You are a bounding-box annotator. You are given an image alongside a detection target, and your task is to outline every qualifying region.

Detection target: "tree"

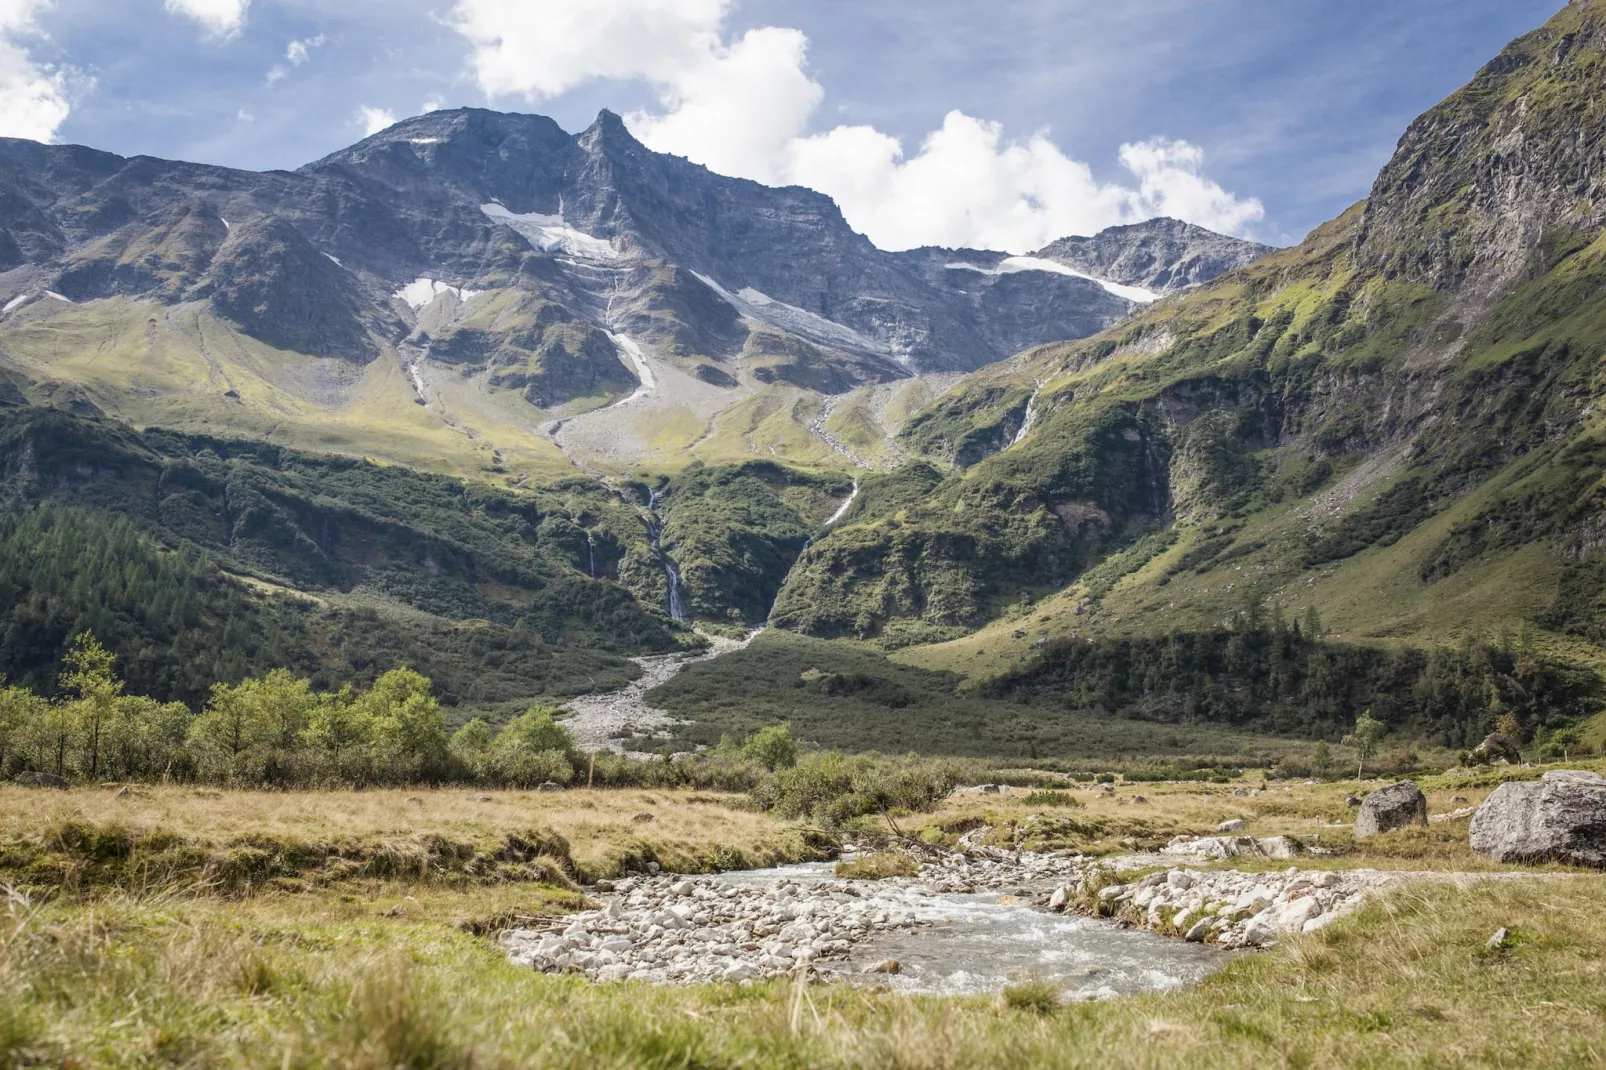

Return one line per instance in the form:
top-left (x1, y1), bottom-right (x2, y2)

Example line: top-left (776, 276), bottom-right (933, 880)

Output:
top-left (488, 708), bottom-right (576, 787)
top-left (60, 633), bottom-right (123, 779)
top-left (743, 723), bottom-right (799, 772)
top-left (359, 669), bottom-right (449, 783)
top-left (1311, 740), bottom-right (1333, 778)
top-left (1343, 711), bottom-right (1386, 779)
top-left (0, 683), bottom-right (47, 775)
top-left (301, 687), bottom-right (371, 781)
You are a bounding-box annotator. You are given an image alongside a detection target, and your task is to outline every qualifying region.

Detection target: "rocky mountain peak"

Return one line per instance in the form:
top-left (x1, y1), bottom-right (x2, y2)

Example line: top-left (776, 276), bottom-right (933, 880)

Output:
top-left (1034, 217), bottom-right (1273, 295)
top-left (1354, 0), bottom-right (1606, 291)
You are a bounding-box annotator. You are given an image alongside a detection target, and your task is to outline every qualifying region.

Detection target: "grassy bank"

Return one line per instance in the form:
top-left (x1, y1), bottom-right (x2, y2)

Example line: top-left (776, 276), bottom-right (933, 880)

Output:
top-left (5, 772), bottom-right (1606, 1066)
top-left (3, 868), bottom-right (1604, 1066)
top-left (0, 786), bottom-right (830, 893)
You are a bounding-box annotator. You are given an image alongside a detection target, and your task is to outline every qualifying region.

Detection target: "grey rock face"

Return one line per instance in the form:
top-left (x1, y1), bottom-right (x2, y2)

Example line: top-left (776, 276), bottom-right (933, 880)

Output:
top-left (1354, 781), bottom-right (1428, 838)
top-left (1034, 218), bottom-right (1273, 295)
top-left (1541, 769), bottom-right (1606, 785)
top-left (1, 109), bottom-right (1268, 399)
top-left (1470, 778), bottom-right (1606, 866)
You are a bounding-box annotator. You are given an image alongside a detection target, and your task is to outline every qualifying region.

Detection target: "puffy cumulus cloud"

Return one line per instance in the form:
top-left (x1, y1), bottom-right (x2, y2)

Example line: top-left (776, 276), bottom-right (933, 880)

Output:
top-left (358, 106), bottom-right (396, 136)
top-left (448, 0), bottom-right (730, 99)
top-left (446, 0), bottom-right (1263, 252)
top-left (163, 0), bottom-right (249, 38)
top-left (0, 0), bottom-right (71, 143)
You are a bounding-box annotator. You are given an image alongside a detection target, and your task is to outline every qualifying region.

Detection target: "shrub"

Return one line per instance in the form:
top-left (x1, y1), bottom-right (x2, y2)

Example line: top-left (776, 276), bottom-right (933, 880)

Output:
top-left (1021, 791), bottom-right (1080, 808)
top-left (834, 850), bottom-right (919, 880)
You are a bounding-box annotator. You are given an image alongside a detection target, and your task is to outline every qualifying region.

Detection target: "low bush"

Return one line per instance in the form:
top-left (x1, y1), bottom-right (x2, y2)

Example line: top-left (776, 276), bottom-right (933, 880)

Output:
top-left (834, 850), bottom-right (920, 880)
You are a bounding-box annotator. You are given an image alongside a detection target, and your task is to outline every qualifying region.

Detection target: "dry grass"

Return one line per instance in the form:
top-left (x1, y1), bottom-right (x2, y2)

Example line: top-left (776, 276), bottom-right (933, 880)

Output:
top-left (0, 785), bottom-right (826, 890)
top-left (3, 875), bottom-right (1606, 1066)
top-left (916, 763), bottom-right (1606, 872)
top-left (4, 776), bottom-right (1606, 1065)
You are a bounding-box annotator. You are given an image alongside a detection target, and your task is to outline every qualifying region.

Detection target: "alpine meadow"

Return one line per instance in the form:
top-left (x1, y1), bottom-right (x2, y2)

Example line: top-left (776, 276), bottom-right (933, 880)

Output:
top-left (5, 1), bottom-right (1606, 1067)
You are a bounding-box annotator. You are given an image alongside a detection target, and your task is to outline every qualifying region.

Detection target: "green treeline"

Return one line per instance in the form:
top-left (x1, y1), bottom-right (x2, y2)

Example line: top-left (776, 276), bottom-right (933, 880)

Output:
top-left (983, 615), bottom-right (1601, 749)
top-left (0, 506), bottom-right (643, 708)
top-left (0, 634), bottom-right (972, 828)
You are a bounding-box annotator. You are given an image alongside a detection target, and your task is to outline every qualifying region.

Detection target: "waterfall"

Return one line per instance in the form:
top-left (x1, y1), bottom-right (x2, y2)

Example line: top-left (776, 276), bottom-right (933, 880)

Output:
top-left (825, 480), bottom-right (859, 525)
top-left (585, 531), bottom-right (597, 578)
top-left (1011, 378), bottom-right (1045, 447)
top-left (642, 488), bottom-right (688, 621)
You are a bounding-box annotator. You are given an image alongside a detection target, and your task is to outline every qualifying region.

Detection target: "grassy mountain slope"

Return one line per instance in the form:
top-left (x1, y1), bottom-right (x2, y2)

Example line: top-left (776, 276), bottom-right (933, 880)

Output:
top-left (0, 407), bottom-right (695, 710)
top-left (772, 0), bottom-right (1606, 747)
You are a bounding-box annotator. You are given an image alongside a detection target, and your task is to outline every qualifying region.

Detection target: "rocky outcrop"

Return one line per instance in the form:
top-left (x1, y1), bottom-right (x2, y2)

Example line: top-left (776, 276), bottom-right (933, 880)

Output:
top-left (1355, 781), bottom-right (1429, 838)
top-left (1036, 218), bottom-right (1272, 294)
top-left (1469, 774), bottom-right (1606, 866)
top-left (1354, 0), bottom-right (1606, 292)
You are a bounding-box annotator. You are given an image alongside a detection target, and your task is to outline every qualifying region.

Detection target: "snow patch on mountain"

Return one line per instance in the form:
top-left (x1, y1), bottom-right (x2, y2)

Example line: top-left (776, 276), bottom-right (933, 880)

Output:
top-left (945, 257), bottom-right (1160, 304)
top-left (610, 333), bottom-right (657, 404)
top-left (3, 294), bottom-right (29, 314)
top-left (395, 277), bottom-right (481, 311)
top-left (480, 203), bottom-right (624, 261)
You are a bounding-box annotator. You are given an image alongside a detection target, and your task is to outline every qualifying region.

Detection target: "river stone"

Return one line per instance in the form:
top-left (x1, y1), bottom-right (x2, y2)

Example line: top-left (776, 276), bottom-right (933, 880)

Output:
top-left (1469, 779), bottom-right (1606, 866)
top-left (1355, 781), bottom-right (1428, 838)
top-left (1257, 836), bottom-right (1301, 860)
top-left (12, 771), bottom-right (67, 789)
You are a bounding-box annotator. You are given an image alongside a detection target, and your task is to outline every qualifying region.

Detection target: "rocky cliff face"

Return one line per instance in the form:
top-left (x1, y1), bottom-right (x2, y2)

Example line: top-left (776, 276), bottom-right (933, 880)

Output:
top-left (1355, 1), bottom-right (1606, 293)
top-left (0, 109), bottom-right (1263, 414)
top-left (1035, 219), bottom-right (1273, 295)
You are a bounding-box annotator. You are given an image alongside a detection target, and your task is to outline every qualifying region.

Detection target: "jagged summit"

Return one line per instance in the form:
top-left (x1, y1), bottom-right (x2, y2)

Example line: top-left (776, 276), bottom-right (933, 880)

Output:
top-left (0, 106), bottom-right (1266, 479)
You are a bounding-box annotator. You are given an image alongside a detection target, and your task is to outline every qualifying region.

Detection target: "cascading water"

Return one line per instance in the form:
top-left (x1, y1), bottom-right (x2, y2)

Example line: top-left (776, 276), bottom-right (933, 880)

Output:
top-left (1011, 378), bottom-right (1045, 448)
top-left (643, 489), bottom-right (688, 621)
top-left (585, 531), bottom-right (598, 579)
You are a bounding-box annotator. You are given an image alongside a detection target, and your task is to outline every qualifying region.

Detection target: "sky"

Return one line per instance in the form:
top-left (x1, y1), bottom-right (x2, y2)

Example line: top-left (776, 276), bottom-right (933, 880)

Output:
top-left (0, 0), bottom-right (1565, 251)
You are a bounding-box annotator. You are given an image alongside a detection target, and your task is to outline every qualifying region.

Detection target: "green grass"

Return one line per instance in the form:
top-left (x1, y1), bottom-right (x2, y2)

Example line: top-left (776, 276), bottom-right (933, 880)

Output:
top-left (5, 867), bottom-right (1606, 1066)
top-left (649, 629), bottom-right (1316, 761)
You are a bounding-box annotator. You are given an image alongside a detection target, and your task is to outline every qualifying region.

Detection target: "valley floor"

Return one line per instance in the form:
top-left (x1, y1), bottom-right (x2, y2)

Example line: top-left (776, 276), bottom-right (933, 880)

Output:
top-left (2, 769), bottom-right (1603, 1067)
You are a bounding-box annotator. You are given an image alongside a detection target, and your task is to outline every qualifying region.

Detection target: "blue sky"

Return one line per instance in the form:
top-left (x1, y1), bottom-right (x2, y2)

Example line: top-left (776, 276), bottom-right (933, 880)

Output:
top-left (3, 0), bottom-right (1565, 249)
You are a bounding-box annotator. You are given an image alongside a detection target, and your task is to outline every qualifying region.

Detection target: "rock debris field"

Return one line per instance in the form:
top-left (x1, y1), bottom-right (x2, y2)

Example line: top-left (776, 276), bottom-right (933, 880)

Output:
top-left (501, 843), bottom-right (1449, 993)
top-left (560, 630), bottom-right (760, 753)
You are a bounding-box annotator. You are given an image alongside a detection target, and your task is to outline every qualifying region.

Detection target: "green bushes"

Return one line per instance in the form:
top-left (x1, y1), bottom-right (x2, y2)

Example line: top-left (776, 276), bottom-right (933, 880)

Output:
top-left (753, 752), bottom-right (966, 827)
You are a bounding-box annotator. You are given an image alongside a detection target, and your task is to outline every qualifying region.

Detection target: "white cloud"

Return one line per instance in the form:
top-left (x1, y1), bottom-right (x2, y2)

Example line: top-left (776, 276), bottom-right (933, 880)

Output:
top-left (285, 33), bottom-right (324, 65)
top-left (421, 95), bottom-right (444, 113)
top-left (358, 106), bottom-right (396, 136)
top-left (265, 64), bottom-right (286, 85)
top-left (236, 107), bottom-right (253, 122)
top-left (0, 0), bottom-right (71, 143)
top-left (444, 0), bottom-right (1264, 251)
top-left (163, 0), bottom-right (249, 38)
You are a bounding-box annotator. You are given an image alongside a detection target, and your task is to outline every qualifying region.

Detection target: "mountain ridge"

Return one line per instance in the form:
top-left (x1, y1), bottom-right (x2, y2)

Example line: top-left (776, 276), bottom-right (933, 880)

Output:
top-left (0, 108), bottom-right (1265, 481)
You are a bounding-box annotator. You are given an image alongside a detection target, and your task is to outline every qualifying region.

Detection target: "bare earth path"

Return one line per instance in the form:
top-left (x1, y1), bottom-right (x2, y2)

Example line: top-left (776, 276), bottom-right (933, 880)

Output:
top-left (561, 629), bottom-right (762, 753)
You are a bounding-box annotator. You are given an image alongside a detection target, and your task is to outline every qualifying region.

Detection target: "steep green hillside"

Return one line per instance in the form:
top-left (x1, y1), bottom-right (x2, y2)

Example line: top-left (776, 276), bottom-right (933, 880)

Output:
top-left (0, 407), bottom-right (694, 708)
top-left (775, 0), bottom-right (1606, 749)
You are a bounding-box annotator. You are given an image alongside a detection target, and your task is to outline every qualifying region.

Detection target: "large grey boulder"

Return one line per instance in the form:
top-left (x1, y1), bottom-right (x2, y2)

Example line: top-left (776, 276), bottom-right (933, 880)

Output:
top-left (12, 771), bottom-right (68, 789)
top-left (1541, 769), bottom-right (1606, 786)
top-left (1469, 776), bottom-right (1606, 866)
top-left (1354, 780), bottom-right (1428, 838)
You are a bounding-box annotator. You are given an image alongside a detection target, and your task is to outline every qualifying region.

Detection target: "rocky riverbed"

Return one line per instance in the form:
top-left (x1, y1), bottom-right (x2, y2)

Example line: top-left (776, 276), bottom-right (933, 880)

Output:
top-left (500, 843), bottom-right (1414, 993)
top-left (559, 630), bottom-right (761, 753)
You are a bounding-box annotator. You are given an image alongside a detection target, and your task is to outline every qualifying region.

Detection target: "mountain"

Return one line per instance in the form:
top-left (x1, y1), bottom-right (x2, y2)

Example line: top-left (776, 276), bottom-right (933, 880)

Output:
top-left (1035, 218), bottom-right (1275, 295)
top-left (768, 0), bottom-right (1606, 750)
top-left (0, 109), bottom-right (1263, 481)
